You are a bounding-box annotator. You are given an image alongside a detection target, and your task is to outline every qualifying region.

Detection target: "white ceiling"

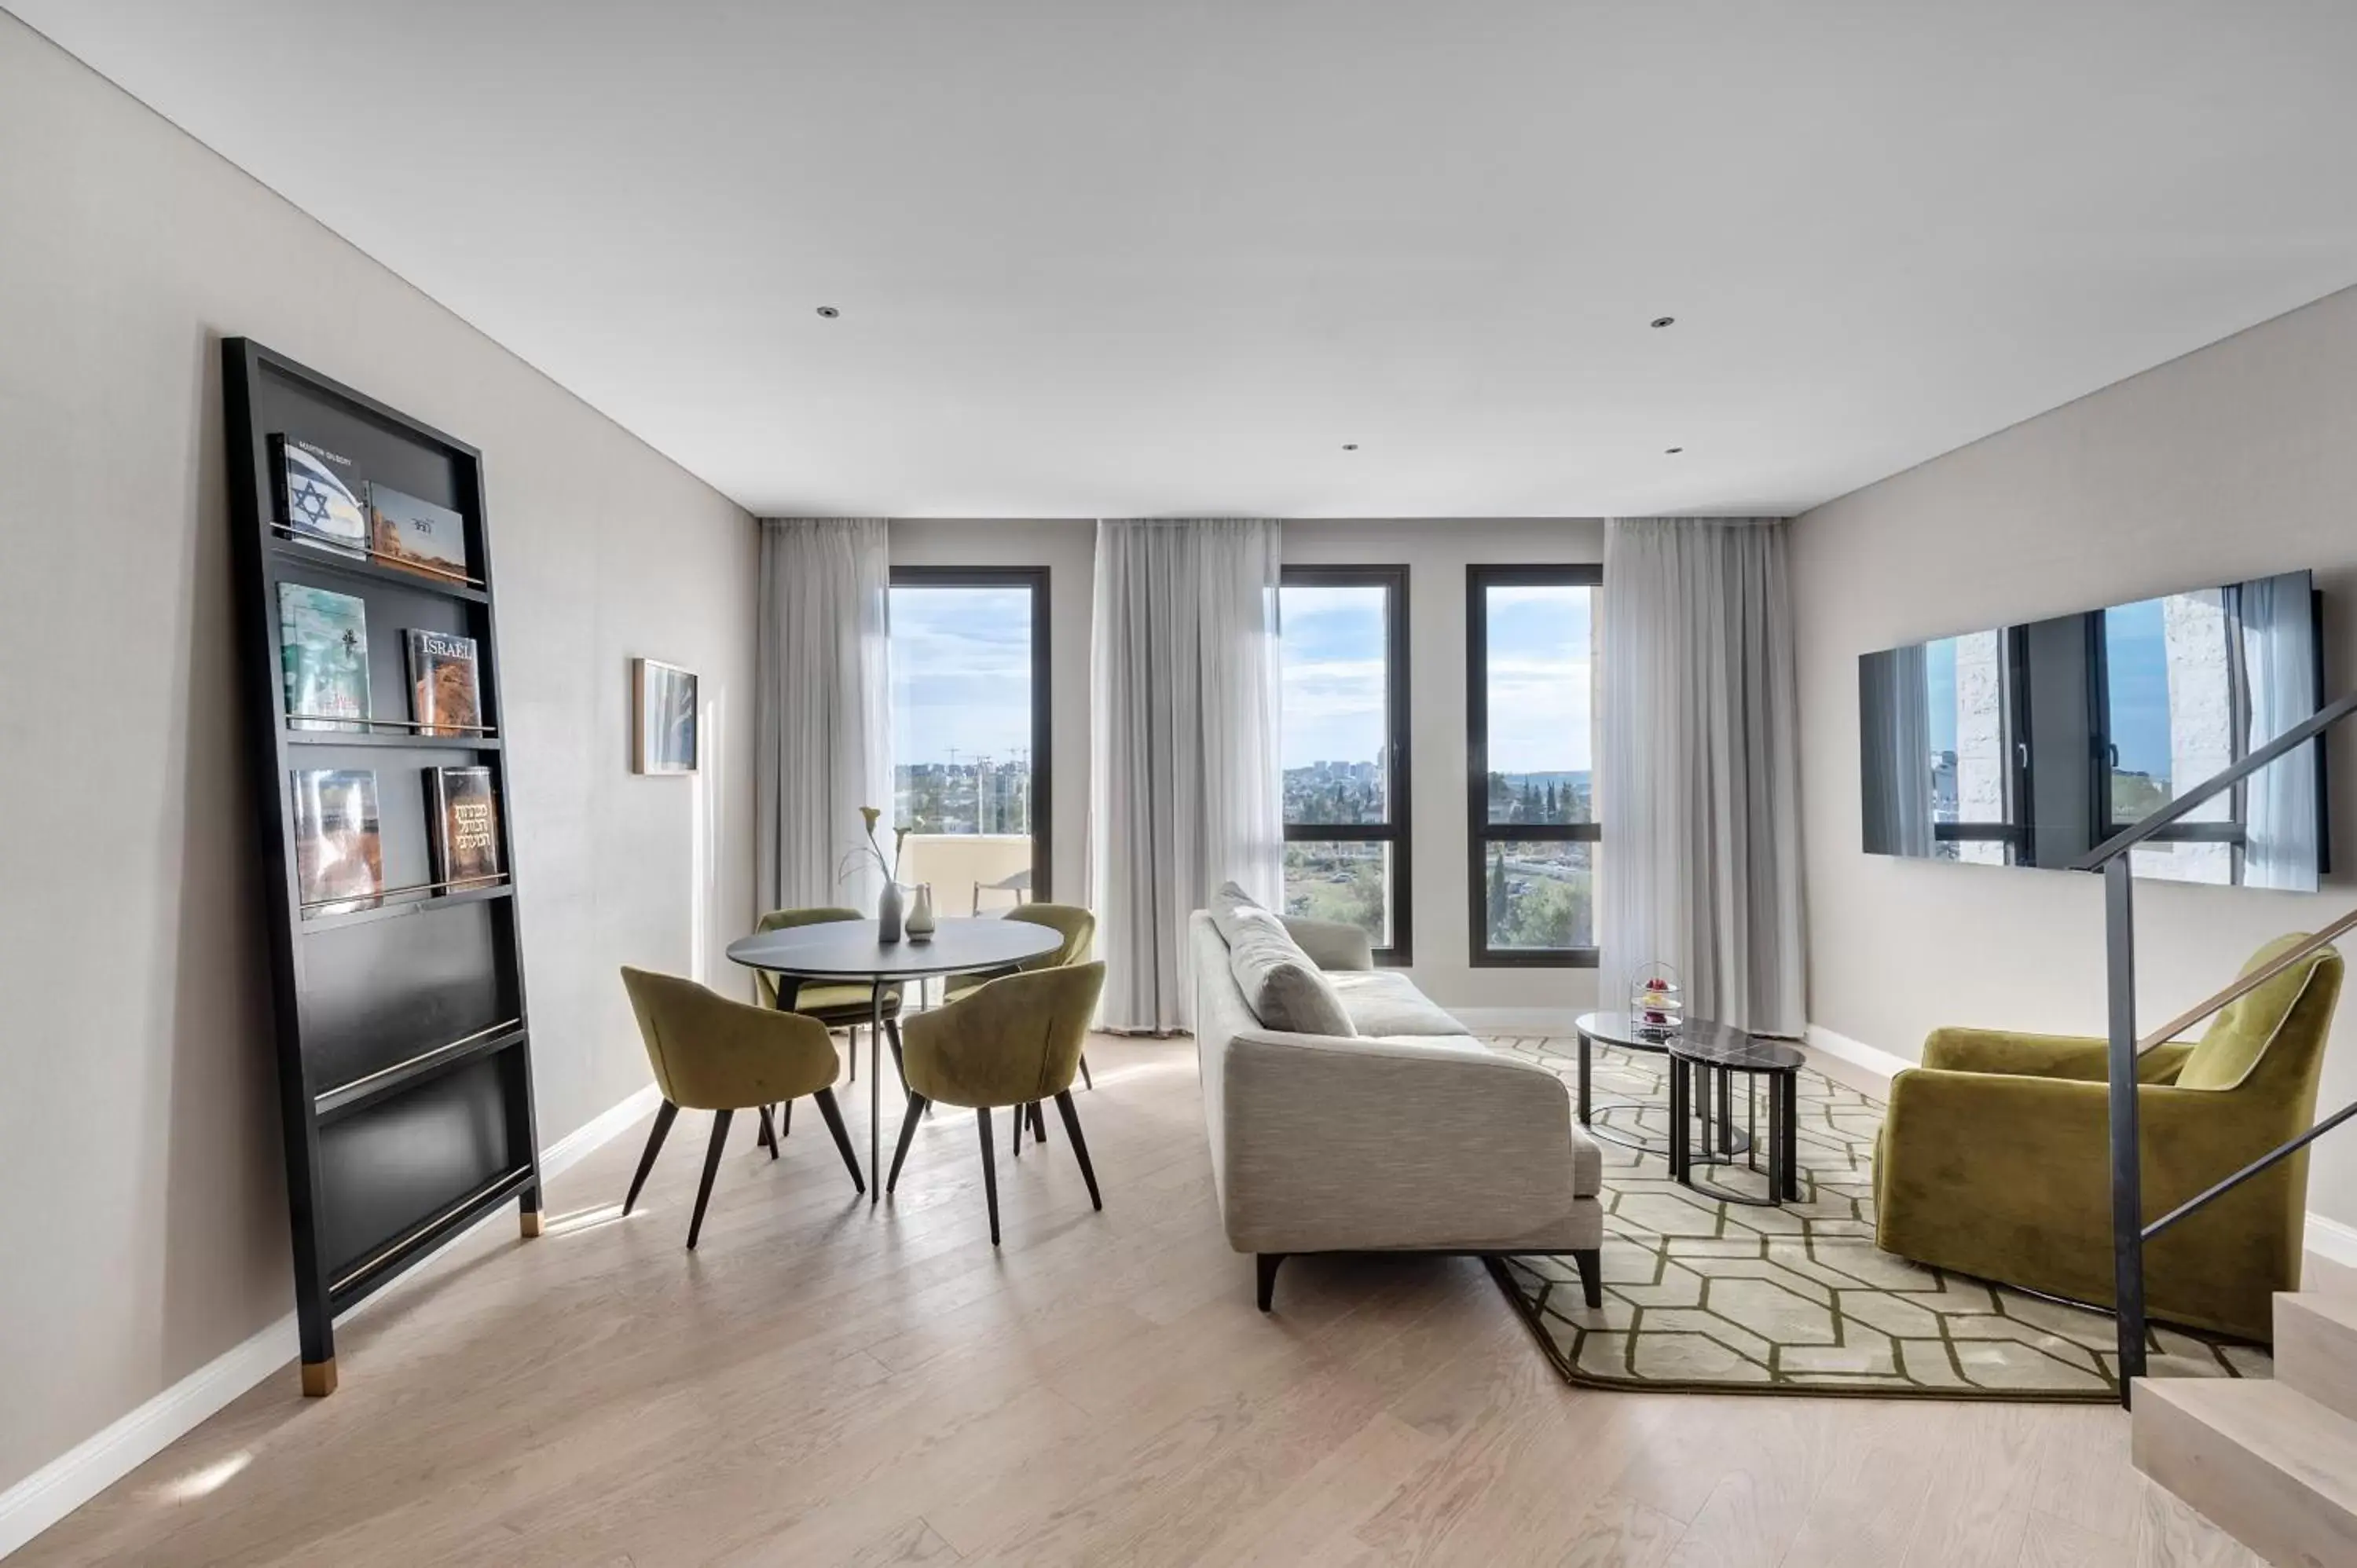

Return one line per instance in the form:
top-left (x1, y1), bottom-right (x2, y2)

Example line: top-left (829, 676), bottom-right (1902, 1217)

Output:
top-left (18, 1), bottom-right (2357, 518)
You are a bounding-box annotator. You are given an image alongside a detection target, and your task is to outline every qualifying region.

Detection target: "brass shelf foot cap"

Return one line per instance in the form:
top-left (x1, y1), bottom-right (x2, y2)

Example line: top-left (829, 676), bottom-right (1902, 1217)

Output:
top-left (519, 1208), bottom-right (544, 1239)
top-left (300, 1358), bottom-right (338, 1398)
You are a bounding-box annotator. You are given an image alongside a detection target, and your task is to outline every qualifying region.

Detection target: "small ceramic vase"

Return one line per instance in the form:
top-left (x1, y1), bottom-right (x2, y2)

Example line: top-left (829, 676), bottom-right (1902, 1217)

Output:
top-left (907, 882), bottom-right (937, 940)
top-left (877, 881), bottom-right (905, 943)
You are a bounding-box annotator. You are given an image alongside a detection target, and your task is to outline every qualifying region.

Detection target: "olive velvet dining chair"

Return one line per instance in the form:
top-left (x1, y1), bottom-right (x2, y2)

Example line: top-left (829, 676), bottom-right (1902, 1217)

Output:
top-left (885, 960), bottom-right (1107, 1245)
top-left (946, 903), bottom-right (1098, 1115)
top-left (619, 965), bottom-right (865, 1249)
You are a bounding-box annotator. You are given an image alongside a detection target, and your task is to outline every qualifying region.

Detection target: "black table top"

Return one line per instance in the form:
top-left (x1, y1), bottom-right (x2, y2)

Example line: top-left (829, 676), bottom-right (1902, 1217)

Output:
top-left (1575, 1010), bottom-right (1805, 1072)
top-left (724, 916), bottom-right (1061, 980)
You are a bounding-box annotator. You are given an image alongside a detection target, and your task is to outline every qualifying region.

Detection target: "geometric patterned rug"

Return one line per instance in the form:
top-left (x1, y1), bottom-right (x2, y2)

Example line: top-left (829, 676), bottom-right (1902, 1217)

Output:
top-left (1483, 1037), bottom-right (2271, 1401)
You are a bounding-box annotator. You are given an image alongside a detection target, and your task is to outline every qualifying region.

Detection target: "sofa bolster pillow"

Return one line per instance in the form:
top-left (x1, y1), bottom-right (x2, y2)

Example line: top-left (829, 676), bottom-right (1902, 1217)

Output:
top-left (1213, 897), bottom-right (1357, 1038)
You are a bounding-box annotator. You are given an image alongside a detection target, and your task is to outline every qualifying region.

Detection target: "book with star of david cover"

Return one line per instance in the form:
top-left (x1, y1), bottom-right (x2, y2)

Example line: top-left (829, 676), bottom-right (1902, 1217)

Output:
top-left (273, 433), bottom-right (368, 554)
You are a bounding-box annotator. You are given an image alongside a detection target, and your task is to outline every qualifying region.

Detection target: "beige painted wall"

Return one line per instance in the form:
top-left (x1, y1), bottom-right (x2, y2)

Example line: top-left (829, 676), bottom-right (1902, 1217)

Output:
top-left (1285, 518), bottom-right (1607, 1015)
top-left (1791, 282), bottom-right (2357, 1228)
top-left (0, 15), bottom-right (757, 1495)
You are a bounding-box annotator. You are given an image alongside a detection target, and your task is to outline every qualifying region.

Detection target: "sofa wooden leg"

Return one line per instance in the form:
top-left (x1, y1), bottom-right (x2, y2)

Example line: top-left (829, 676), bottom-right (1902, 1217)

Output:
top-left (1256, 1253), bottom-right (1285, 1312)
top-left (1572, 1247), bottom-right (1604, 1309)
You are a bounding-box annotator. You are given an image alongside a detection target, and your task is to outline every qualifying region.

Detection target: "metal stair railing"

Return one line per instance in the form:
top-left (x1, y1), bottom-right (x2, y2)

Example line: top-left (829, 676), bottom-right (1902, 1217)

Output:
top-left (2070, 688), bottom-right (2357, 1408)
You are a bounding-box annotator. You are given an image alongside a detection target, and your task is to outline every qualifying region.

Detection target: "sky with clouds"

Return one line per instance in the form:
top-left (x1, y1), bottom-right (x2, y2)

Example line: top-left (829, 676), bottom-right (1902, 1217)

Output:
top-left (889, 579), bottom-right (1596, 777)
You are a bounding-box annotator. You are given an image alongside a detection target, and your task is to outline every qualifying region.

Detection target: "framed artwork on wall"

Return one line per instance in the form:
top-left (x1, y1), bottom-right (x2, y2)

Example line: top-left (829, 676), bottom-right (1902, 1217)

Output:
top-left (632, 657), bottom-right (698, 774)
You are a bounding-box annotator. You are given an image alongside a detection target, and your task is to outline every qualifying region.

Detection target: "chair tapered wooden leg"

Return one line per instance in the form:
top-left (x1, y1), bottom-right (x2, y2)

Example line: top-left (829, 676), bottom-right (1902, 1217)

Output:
top-left (1080, 1053), bottom-right (1093, 1091)
top-left (1053, 1090), bottom-right (1101, 1211)
top-left (687, 1109), bottom-right (733, 1250)
top-left (1573, 1247), bottom-right (1604, 1309)
top-left (1256, 1253), bottom-right (1285, 1312)
top-left (1011, 1101), bottom-right (1025, 1156)
top-left (1030, 1101), bottom-right (1048, 1144)
top-left (886, 1092), bottom-right (927, 1193)
top-left (779, 1098), bottom-right (790, 1138)
top-left (812, 1088), bottom-right (865, 1194)
top-left (757, 1104), bottom-right (779, 1159)
top-left (622, 1100), bottom-right (678, 1215)
top-left (977, 1109), bottom-right (1001, 1246)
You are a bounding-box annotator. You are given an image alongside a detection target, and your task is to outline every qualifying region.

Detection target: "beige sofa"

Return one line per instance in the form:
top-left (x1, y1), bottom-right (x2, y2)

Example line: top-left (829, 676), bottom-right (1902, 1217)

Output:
top-left (1192, 910), bottom-right (1604, 1310)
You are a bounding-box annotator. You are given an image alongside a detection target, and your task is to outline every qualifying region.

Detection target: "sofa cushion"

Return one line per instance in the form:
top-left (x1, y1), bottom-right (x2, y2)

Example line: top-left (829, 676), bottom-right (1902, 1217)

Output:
top-left (1213, 899), bottom-right (1356, 1039)
top-left (1326, 971), bottom-right (1468, 1038)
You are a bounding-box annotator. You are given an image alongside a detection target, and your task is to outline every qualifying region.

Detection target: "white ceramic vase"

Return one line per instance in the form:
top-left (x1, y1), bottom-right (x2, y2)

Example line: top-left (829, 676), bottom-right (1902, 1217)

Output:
top-left (877, 880), bottom-right (905, 943)
top-left (906, 882), bottom-right (937, 940)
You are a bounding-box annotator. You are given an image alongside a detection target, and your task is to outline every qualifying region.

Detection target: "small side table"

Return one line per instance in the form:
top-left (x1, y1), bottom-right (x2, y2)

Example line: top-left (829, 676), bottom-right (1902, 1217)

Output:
top-left (1668, 1032), bottom-right (1805, 1206)
top-left (1574, 1011), bottom-right (1756, 1159)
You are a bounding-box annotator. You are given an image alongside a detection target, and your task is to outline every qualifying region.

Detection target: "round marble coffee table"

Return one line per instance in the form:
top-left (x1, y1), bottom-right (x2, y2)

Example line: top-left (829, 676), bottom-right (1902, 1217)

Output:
top-left (1573, 1010), bottom-right (1761, 1160)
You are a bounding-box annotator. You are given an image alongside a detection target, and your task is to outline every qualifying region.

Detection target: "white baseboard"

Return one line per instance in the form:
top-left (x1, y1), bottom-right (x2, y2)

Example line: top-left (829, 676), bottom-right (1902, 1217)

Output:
top-left (1453, 1006), bottom-right (1582, 1035)
top-left (2306, 1212), bottom-right (2357, 1272)
top-left (0, 1080), bottom-right (659, 1561)
top-left (1802, 1023), bottom-right (1914, 1086)
top-left (540, 1083), bottom-right (661, 1182)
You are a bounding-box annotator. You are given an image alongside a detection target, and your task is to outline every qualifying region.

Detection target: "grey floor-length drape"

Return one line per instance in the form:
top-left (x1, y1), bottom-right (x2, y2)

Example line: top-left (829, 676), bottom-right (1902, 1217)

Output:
top-left (1090, 518), bottom-right (1285, 1032)
top-left (755, 518), bottom-right (891, 916)
top-left (1597, 517), bottom-right (1805, 1035)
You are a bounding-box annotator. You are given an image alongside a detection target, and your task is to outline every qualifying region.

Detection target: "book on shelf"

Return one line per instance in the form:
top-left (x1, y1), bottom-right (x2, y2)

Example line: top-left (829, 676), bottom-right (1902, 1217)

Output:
top-left (278, 583), bottom-right (371, 731)
top-left (427, 767), bottom-right (503, 889)
top-left (368, 483), bottom-right (471, 581)
top-left (273, 434), bottom-right (368, 555)
top-left (291, 769), bottom-right (383, 914)
top-left (405, 630), bottom-right (482, 736)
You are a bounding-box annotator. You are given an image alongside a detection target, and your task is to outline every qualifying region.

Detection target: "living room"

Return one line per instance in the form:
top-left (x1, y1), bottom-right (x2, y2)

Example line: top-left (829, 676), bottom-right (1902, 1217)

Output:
top-left (5, 5), bottom-right (2357, 1565)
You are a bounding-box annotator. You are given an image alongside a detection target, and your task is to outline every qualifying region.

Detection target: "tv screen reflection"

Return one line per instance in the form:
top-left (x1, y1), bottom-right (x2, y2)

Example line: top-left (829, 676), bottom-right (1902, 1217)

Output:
top-left (1860, 570), bottom-right (2325, 890)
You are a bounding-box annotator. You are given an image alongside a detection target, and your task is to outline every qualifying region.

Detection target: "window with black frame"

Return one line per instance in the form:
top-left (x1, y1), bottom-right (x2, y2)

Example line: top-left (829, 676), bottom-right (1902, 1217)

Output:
top-left (1278, 566), bottom-right (1410, 962)
top-left (888, 566), bottom-right (1052, 907)
top-left (1467, 565), bottom-right (1600, 966)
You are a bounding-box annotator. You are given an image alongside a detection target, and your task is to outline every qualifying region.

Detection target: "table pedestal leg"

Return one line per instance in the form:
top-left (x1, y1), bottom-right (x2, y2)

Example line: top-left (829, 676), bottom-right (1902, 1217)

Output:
top-left (869, 990), bottom-right (882, 1205)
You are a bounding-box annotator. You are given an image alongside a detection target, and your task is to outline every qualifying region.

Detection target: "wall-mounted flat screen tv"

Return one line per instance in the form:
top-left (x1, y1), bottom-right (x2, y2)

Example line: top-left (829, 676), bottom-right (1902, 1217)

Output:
top-left (1860, 570), bottom-right (2326, 890)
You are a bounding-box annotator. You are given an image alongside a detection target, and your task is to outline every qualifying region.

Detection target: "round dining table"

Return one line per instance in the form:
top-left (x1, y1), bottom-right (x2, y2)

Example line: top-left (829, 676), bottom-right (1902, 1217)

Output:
top-left (724, 916), bottom-right (1063, 1202)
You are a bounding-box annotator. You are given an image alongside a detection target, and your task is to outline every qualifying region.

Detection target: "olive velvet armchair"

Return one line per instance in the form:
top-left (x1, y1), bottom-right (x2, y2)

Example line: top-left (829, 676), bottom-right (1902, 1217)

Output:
top-left (1874, 933), bottom-right (2343, 1342)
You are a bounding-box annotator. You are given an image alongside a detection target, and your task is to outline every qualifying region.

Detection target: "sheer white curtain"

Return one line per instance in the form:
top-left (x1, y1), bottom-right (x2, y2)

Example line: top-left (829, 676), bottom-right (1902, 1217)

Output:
top-left (756, 518), bottom-right (892, 916)
top-left (1091, 518), bottom-right (1284, 1031)
top-left (1598, 518), bottom-right (1805, 1035)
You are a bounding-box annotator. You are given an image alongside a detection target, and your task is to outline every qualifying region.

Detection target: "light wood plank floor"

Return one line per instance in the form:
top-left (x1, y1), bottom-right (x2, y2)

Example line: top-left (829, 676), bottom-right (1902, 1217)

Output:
top-left (20, 1038), bottom-right (2261, 1566)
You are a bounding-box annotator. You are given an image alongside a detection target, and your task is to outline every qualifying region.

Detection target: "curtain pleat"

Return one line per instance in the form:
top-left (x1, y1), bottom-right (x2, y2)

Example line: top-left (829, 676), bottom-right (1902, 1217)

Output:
top-left (1598, 518), bottom-right (1805, 1034)
top-left (1090, 518), bottom-right (1283, 1031)
top-left (755, 518), bottom-right (891, 917)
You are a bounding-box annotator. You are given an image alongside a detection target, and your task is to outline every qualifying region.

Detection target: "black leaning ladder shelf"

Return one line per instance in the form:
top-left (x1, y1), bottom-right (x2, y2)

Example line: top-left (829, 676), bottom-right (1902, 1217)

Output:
top-left (224, 339), bottom-right (542, 1397)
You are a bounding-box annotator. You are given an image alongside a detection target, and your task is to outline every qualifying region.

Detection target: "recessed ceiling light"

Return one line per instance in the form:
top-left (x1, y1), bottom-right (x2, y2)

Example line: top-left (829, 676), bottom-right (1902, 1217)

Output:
top-left (1651, 316), bottom-right (1676, 328)
top-left (1342, 443), bottom-right (1359, 451)
top-left (1666, 446), bottom-right (1684, 454)
top-left (816, 305), bottom-right (841, 319)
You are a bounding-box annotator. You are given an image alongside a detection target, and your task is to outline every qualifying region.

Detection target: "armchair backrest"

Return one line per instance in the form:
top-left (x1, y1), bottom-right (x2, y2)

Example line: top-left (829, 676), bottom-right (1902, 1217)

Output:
top-left (619, 965), bottom-right (835, 1111)
top-left (749, 906), bottom-right (861, 1009)
top-left (2176, 933), bottom-right (2343, 1100)
top-left (913, 961), bottom-right (1106, 1105)
top-left (1003, 902), bottom-right (1095, 969)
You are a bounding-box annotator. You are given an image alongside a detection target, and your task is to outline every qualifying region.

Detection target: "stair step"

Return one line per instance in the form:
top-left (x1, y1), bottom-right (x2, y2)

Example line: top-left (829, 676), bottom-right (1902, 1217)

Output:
top-left (2132, 1376), bottom-right (2357, 1568)
top-left (2277, 1292), bottom-right (2357, 1423)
